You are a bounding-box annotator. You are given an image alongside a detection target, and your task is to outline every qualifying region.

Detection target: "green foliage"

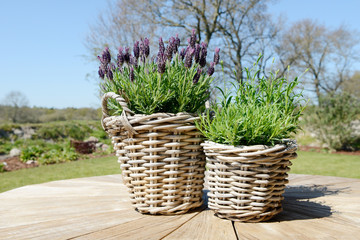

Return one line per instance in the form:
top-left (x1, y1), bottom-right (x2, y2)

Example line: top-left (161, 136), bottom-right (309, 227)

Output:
top-left (0, 163), bottom-right (5, 173)
top-left (33, 121), bottom-right (92, 140)
top-left (103, 56), bottom-right (213, 115)
top-left (20, 140), bottom-right (79, 164)
top-left (0, 123), bottom-right (21, 132)
top-left (197, 59), bottom-right (306, 146)
top-left (0, 139), bottom-right (13, 155)
top-left (20, 146), bottom-right (44, 161)
top-left (0, 105), bottom-right (100, 124)
top-left (305, 92), bottom-right (360, 151)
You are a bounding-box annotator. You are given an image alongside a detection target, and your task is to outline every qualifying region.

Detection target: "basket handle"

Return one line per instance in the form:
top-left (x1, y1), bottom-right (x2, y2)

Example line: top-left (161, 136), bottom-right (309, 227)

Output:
top-left (101, 92), bottom-right (137, 134)
top-left (101, 92), bottom-right (134, 118)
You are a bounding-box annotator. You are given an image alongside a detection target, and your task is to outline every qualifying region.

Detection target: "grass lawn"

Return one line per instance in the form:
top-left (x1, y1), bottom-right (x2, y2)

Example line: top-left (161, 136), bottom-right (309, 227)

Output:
top-left (0, 151), bottom-right (359, 193)
top-left (0, 155), bottom-right (119, 193)
top-left (291, 151), bottom-right (360, 179)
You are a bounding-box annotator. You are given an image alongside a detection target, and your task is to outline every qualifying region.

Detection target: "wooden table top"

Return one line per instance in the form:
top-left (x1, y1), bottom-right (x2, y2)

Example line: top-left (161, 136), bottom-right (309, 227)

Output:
top-left (0, 174), bottom-right (359, 240)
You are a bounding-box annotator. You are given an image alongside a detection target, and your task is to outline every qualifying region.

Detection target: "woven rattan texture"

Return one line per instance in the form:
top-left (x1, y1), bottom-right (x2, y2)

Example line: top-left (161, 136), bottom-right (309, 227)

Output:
top-left (202, 140), bottom-right (297, 222)
top-left (102, 92), bottom-right (206, 215)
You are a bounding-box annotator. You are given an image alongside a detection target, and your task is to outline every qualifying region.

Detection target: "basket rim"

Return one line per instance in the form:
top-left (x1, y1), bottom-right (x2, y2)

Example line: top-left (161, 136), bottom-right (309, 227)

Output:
top-left (201, 139), bottom-right (297, 155)
top-left (103, 111), bottom-right (199, 120)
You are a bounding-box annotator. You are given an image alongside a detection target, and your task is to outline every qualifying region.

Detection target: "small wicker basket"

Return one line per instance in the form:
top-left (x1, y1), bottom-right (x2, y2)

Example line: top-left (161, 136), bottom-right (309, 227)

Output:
top-left (201, 140), bottom-right (297, 222)
top-left (101, 92), bottom-right (206, 215)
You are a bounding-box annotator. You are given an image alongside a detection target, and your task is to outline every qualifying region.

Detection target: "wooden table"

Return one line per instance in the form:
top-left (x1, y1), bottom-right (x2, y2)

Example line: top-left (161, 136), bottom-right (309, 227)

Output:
top-left (0, 174), bottom-right (359, 240)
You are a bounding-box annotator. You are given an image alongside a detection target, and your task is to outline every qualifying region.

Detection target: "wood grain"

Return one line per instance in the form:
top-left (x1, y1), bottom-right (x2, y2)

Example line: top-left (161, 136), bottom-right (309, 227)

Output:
top-left (0, 174), bottom-right (359, 239)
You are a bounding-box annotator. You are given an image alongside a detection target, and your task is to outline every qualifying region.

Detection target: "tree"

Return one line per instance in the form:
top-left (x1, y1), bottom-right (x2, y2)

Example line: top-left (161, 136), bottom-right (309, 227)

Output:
top-left (85, 0), bottom-right (280, 83)
top-left (275, 19), bottom-right (359, 103)
top-left (2, 91), bottom-right (30, 123)
top-left (342, 71), bottom-right (360, 98)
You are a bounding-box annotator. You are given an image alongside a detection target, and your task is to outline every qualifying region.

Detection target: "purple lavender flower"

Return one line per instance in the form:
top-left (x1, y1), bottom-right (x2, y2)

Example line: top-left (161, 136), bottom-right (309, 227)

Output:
top-left (133, 41), bottom-right (140, 59)
top-left (179, 48), bottom-right (186, 61)
top-left (129, 67), bottom-right (135, 82)
top-left (130, 55), bottom-right (138, 68)
top-left (144, 38), bottom-right (150, 57)
top-left (175, 34), bottom-right (180, 52)
top-left (189, 29), bottom-right (196, 48)
top-left (194, 44), bottom-right (201, 63)
top-left (193, 68), bottom-right (202, 84)
top-left (170, 37), bottom-right (176, 54)
top-left (124, 47), bottom-right (131, 63)
top-left (184, 48), bottom-right (195, 68)
top-left (214, 47), bottom-right (220, 65)
top-left (199, 42), bottom-right (208, 68)
top-left (207, 62), bottom-right (215, 76)
top-left (140, 40), bottom-right (145, 56)
top-left (157, 52), bottom-right (166, 74)
top-left (106, 65), bottom-right (113, 81)
top-left (158, 37), bottom-right (165, 55)
top-left (165, 47), bottom-right (172, 61)
top-left (101, 47), bottom-right (111, 64)
top-left (117, 47), bottom-right (124, 67)
top-left (98, 66), bottom-right (105, 79)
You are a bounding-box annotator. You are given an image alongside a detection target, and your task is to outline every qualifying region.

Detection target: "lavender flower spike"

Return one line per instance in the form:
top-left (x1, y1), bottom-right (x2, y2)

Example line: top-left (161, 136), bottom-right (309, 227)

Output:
top-left (130, 55), bottom-right (138, 68)
top-left (133, 41), bottom-right (140, 59)
top-left (159, 37), bottom-right (165, 55)
top-left (207, 62), bottom-right (215, 76)
top-left (189, 29), bottom-right (196, 48)
top-left (129, 67), bottom-right (135, 82)
top-left (144, 38), bottom-right (150, 57)
top-left (179, 48), bottom-right (186, 61)
top-left (117, 47), bottom-right (124, 67)
top-left (193, 68), bottom-right (202, 84)
top-left (106, 65), bottom-right (113, 81)
top-left (194, 44), bottom-right (201, 63)
top-left (214, 47), bottom-right (220, 65)
top-left (98, 66), bottom-right (105, 79)
top-left (184, 48), bottom-right (195, 68)
top-left (102, 47), bottom-right (111, 64)
top-left (199, 42), bottom-right (208, 68)
top-left (157, 52), bottom-right (166, 74)
top-left (175, 34), bottom-right (180, 51)
top-left (124, 47), bottom-right (131, 63)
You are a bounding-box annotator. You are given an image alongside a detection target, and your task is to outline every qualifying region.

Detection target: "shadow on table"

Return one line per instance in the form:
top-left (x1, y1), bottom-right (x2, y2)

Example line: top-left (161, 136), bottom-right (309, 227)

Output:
top-left (270, 185), bottom-right (349, 222)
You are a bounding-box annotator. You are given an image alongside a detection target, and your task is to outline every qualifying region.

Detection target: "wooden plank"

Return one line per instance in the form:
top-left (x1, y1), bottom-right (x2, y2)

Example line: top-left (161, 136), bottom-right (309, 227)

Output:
top-left (0, 209), bottom-right (141, 240)
top-left (234, 174), bottom-right (360, 239)
top-left (0, 175), bottom-right (128, 229)
top-left (163, 209), bottom-right (237, 240)
top-left (72, 209), bottom-right (203, 240)
top-left (1, 174), bottom-right (360, 239)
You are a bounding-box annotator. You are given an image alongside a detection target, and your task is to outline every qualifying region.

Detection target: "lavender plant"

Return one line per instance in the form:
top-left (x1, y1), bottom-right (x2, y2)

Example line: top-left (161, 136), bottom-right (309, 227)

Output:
top-left (98, 31), bottom-right (220, 115)
top-left (197, 57), bottom-right (306, 146)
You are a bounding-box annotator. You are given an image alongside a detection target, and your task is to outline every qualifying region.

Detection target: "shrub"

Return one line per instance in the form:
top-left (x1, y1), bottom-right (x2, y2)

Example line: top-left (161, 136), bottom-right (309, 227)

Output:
top-left (20, 140), bottom-right (79, 164)
top-left (20, 146), bottom-right (44, 161)
top-left (0, 162), bottom-right (5, 172)
top-left (305, 92), bottom-right (360, 151)
top-left (197, 59), bottom-right (306, 146)
top-left (33, 122), bottom-right (92, 140)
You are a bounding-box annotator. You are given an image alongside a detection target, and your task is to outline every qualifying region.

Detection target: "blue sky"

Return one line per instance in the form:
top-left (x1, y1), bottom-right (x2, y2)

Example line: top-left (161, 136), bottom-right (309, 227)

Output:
top-left (1, 0), bottom-right (359, 109)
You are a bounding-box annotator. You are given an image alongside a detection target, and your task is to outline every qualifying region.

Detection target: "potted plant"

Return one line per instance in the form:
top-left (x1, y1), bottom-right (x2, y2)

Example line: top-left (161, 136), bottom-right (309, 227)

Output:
top-left (197, 58), bottom-right (306, 222)
top-left (100, 30), bottom-right (220, 215)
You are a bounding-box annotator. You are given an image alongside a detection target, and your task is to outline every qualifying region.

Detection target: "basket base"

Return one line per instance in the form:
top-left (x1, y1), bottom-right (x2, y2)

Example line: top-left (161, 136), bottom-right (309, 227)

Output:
top-left (212, 206), bottom-right (283, 222)
top-left (134, 200), bottom-right (204, 215)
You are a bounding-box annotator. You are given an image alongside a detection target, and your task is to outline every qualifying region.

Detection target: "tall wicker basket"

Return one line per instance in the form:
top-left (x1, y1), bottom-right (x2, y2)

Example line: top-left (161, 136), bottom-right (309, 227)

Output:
top-left (201, 140), bottom-right (297, 222)
top-left (101, 92), bottom-right (206, 215)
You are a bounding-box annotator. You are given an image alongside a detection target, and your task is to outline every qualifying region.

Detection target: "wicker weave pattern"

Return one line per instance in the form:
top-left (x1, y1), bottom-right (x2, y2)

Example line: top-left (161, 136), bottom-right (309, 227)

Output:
top-left (102, 92), bottom-right (205, 215)
top-left (202, 140), bottom-right (297, 222)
